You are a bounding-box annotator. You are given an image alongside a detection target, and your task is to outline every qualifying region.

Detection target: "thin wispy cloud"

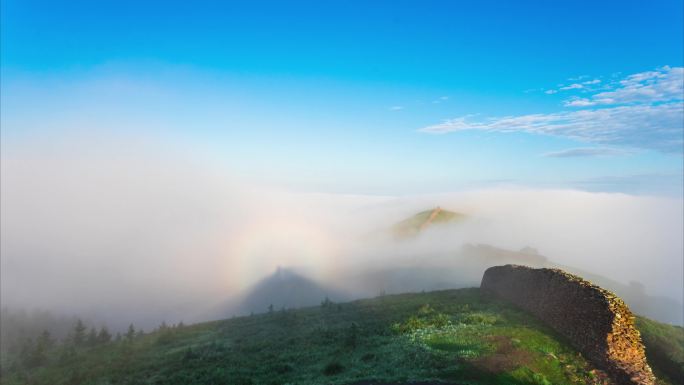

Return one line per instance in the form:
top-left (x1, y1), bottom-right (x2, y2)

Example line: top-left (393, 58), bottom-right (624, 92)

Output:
top-left (570, 173), bottom-right (684, 196)
top-left (563, 97), bottom-right (597, 107)
top-left (567, 75), bottom-right (590, 81)
top-left (542, 147), bottom-right (632, 158)
top-left (556, 66), bottom-right (681, 105)
top-left (588, 66), bottom-right (683, 105)
top-left (389, 106), bottom-right (404, 111)
top-left (560, 83), bottom-right (584, 90)
top-left (554, 79), bottom-right (602, 92)
top-left (420, 66), bottom-right (684, 153)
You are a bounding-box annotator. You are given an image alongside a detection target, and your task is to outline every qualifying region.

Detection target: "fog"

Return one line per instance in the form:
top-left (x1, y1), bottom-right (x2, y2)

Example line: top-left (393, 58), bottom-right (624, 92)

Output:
top-left (2, 134), bottom-right (682, 332)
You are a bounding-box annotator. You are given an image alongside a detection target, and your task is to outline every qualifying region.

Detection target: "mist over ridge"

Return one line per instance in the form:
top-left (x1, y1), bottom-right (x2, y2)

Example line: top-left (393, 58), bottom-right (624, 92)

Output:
top-left (2, 134), bottom-right (681, 331)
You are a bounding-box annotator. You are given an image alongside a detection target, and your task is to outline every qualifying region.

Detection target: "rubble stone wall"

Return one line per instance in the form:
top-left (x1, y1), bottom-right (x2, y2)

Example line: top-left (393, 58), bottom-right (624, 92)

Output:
top-left (480, 264), bottom-right (655, 385)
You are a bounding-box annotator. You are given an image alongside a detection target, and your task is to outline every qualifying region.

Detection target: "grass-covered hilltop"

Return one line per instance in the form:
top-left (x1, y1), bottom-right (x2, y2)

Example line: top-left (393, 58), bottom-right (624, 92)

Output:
top-left (1, 287), bottom-right (682, 385)
top-left (391, 207), bottom-right (466, 239)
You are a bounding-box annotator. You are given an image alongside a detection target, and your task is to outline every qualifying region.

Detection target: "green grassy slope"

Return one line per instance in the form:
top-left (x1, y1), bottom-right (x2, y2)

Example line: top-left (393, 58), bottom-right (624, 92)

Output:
top-left (1, 288), bottom-right (680, 385)
top-left (392, 208), bottom-right (466, 238)
top-left (636, 316), bottom-right (684, 384)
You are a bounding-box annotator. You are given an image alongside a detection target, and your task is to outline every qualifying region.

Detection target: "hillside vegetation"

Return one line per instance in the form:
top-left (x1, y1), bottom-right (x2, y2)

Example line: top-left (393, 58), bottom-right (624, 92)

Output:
top-left (1, 288), bottom-right (681, 385)
top-left (392, 207), bottom-right (466, 238)
top-left (636, 317), bottom-right (684, 384)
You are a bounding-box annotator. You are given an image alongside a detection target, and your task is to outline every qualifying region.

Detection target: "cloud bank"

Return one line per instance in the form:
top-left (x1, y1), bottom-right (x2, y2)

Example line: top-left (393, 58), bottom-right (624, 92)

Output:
top-left (2, 134), bottom-right (682, 329)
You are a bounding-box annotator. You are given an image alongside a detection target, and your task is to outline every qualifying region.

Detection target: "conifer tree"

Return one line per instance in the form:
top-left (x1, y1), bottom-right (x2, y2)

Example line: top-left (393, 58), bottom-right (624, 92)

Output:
top-left (125, 324), bottom-right (136, 340)
top-left (36, 330), bottom-right (55, 351)
top-left (18, 337), bottom-right (35, 367)
top-left (72, 319), bottom-right (87, 346)
top-left (97, 326), bottom-right (112, 344)
top-left (30, 330), bottom-right (54, 367)
top-left (86, 327), bottom-right (98, 346)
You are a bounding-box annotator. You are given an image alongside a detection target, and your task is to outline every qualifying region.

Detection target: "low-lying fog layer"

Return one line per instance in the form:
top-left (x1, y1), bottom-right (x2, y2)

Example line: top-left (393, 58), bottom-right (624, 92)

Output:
top-left (2, 135), bottom-right (682, 332)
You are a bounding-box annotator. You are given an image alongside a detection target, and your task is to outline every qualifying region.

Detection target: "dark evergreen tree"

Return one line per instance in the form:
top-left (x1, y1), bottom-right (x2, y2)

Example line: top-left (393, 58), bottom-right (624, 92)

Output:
top-left (29, 330), bottom-right (54, 367)
top-left (57, 345), bottom-right (76, 366)
top-left (86, 327), bottom-right (98, 346)
top-left (18, 337), bottom-right (35, 368)
top-left (321, 296), bottom-right (333, 308)
top-left (97, 326), bottom-right (112, 344)
top-left (125, 324), bottom-right (136, 340)
top-left (71, 319), bottom-right (87, 346)
top-left (15, 334), bottom-right (50, 368)
top-left (36, 330), bottom-right (55, 351)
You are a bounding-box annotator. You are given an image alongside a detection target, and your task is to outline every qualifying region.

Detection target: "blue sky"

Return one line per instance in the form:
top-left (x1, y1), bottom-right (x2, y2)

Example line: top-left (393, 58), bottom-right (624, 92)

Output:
top-left (2, 0), bottom-right (683, 195)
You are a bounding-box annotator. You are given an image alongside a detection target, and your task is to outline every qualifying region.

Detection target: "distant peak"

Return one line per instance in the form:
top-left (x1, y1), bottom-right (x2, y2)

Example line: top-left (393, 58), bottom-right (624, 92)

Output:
top-left (392, 207), bottom-right (466, 238)
top-left (271, 266), bottom-right (300, 281)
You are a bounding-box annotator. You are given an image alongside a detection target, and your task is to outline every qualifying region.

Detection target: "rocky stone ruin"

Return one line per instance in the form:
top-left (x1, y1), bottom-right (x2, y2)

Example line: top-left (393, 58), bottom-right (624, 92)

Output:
top-left (480, 264), bottom-right (655, 385)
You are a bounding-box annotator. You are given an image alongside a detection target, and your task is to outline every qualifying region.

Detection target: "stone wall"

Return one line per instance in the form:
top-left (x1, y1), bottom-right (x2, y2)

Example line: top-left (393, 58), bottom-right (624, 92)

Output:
top-left (480, 264), bottom-right (655, 385)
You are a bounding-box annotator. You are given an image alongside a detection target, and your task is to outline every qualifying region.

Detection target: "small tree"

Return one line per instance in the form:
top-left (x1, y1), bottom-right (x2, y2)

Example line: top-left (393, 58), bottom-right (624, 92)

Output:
top-left (18, 337), bottom-right (37, 368)
top-left (36, 330), bottom-right (55, 351)
top-left (72, 319), bottom-right (87, 346)
top-left (321, 296), bottom-right (333, 308)
top-left (29, 330), bottom-right (55, 367)
top-left (58, 345), bottom-right (76, 366)
top-left (86, 327), bottom-right (98, 346)
top-left (268, 304), bottom-right (274, 313)
top-left (125, 324), bottom-right (136, 340)
top-left (347, 322), bottom-right (360, 348)
top-left (97, 326), bottom-right (112, 344)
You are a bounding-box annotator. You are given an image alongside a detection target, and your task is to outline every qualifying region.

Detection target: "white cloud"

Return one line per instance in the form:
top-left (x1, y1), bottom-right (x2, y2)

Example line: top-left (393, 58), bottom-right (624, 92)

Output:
top-left (420, 102), bottom-right (683, 153)
top-left (582, 79), bottom-right (601, 85)
top-left (389, 106), bottom-right (404, 111)
top-left (567, 75), bottom-right (589, 81)
top-left (560, 83), bottom-right (583, 90)
top-left (544, 89), bottom-right (558, 94)
top-left (542, 147), bottom-right (632, 158)
top-left (589, 66), bottom-right (683, 105)
top-left (563, 97), bottom-right (596, 107)
top-left (420, 67), bottom-right (684, 153)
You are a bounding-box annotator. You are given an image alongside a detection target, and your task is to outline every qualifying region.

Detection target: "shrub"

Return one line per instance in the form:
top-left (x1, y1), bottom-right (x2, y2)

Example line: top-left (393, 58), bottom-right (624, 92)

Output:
top-left (461, 312), bottom-right (499, 325)
top-left (361, 353), bottom-right (375, 362)
top-left (323, 361), bottom-right (345, 376)
top-left (418, 304), bottom-right (434, 316)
